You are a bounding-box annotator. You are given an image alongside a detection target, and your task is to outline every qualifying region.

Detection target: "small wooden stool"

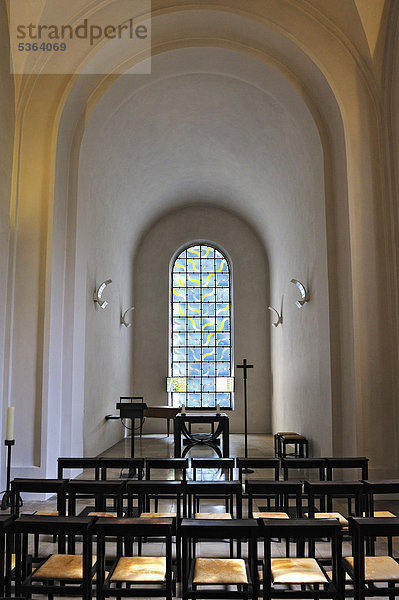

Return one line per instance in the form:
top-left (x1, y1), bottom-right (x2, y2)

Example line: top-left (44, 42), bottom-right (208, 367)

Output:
top-left (274, 432), bottom-right (298, 456)
top-left (280, 434), bottom-right (309, 458)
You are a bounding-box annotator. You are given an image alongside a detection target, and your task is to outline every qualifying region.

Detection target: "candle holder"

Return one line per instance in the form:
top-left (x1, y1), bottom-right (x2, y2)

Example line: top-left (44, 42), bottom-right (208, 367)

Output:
top-left (0, 440), bottom-right (15, 511)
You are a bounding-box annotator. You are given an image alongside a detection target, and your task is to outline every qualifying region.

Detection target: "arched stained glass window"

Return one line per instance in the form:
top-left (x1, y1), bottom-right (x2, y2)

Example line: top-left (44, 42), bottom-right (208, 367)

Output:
top-left (169, 243), bottom-right (233, 409)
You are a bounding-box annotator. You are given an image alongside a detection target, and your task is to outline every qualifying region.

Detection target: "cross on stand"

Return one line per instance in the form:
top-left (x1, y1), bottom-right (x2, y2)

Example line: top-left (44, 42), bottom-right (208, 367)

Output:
top-left (237, 359), bottom-right (254, 464)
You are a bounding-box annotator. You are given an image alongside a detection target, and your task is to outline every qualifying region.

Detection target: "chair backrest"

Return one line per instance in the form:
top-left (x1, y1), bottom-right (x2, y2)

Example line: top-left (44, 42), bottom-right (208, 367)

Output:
top-left (145, 457), bottom-right (188, 480)
top-left (0, 515), bottom-right (15, 598)
top-left (66, 479), bottom-right (125, 516)
top-left (245, 480), bottom-right (303, 517)
top-left (100, 457), bottom-right (144, 480)
top-left (126, 480), bottom-right (184, 517)
top-left (235, 457), bottom-right (280, 482)
top-left (303, 480), bottom-right (365, 516)
top-left (325, 457), bottom-right (369, 480)
top-left (281, 457), bottom-right (326, 481)
top-left (10, 478), bottom-right (68, 516)
top-left (362, 479), bottom-right (399, 516)
top-left (185, 480), bottom-right (242, 517)
top-left (191, 457), bottom-right (234, 480)
top-left (57, 457), bottom-right (101, 480)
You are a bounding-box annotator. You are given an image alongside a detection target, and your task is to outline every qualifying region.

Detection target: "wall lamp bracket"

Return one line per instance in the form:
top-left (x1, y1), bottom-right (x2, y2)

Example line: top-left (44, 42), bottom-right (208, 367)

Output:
top-left (290, 279), bottom-right (310, 308)
top-left (268, 306), bottom-right (283, 327)
top-left (94, 279), bottom-right (112, 309)
top-left (121, 306), bottom-right (135, 328)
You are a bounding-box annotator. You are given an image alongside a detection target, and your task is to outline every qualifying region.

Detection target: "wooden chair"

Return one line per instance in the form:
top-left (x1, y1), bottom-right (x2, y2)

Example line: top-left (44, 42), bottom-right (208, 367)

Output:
top-left (185, 480), bottom-right (242, 519)
top-left (145, 457), bottom-right (188, 481)
top-left (0, 515), bottom-right (15, 598)
top-left (325, 457), bottom-right (369, 481)
top-left (274, 432), bottom-right (298, 457)
top-left (344, 516), bottom-right (399, 600)
top-left (281, 457), bottom-right (326, 481)
top-left (14, 515), bottom-right (95, 600)
top-left (95, 516), bottom-right (174, 600)
top-left (66, 479), bottom-right (125, 517)
top-left (260, 518), bottom-right (343, 600)
top-left (361, 480), bottom-right (399, 554)
top-left (304, 480), bottom-right (365, 529)
top-left (100, 457), bottom-right (144, 480)
top-left (245, 480), bottom-right (303, 519)
top-left (181, 518), bottom-right (259, 600)
top-left (236, 457), bottom-right (280, 489)
top-left (191, 457), bottom-right (234, 481)
top-left (57, 457), bottom-right (101, 480)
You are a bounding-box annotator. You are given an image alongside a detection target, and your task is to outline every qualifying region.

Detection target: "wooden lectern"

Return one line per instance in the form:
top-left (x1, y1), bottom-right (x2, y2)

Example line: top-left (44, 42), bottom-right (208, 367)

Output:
top-left (116, 401), bottom-right (148, 460)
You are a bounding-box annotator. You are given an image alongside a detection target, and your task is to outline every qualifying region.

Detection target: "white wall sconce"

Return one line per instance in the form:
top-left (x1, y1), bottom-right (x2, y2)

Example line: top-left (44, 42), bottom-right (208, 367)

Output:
top-left (121, 306), bottom-right (135, 328)
top-left (290, 279), bottom-right (310, 308)
top-left (94, 279), bottom-right (112, 309)
top-left (268, 306), bottom-right (283, 327)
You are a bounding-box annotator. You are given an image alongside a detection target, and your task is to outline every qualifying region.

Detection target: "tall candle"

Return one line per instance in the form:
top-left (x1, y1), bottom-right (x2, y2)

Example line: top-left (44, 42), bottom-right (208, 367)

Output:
top-left (216, 403), bottom-right (220, 414)
top-left (6, 407), bottom-right (15, 440)
top-left (181, 403), bottom-right (186, 414)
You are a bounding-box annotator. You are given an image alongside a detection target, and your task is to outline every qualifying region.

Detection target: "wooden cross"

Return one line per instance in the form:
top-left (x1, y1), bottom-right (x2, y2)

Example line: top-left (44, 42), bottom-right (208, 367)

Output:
top-left (237, 358), bottom-right (254, 380)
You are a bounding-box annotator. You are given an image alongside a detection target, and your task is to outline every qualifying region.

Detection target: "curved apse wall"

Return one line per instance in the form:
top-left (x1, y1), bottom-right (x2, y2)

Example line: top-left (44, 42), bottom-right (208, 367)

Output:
top-left (77, 47), bottom-right (330, 454)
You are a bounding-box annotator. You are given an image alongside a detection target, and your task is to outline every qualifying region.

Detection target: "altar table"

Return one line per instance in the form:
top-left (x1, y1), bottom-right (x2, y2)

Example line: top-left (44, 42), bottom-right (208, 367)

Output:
top-left (173, 413), bottom-right (230, 458)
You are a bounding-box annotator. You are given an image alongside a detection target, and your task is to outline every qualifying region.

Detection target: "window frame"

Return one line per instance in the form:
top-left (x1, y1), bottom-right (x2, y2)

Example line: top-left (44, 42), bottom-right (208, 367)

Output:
top-left (168, 241), bottom-right (234, 410)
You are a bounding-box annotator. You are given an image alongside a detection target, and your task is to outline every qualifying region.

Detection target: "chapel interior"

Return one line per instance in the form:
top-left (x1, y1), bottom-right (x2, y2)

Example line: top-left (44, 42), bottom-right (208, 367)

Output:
top-left (1, 1), bottom-right (399, 597)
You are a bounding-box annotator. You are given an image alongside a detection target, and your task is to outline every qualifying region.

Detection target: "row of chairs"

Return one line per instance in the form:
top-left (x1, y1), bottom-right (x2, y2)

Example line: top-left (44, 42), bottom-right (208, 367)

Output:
top-left (2, 513), bottom-right (399, 600)
top-left (57, 455), bottom-right (369, 481)
top-left (11, 476), bottom-right (399, 521)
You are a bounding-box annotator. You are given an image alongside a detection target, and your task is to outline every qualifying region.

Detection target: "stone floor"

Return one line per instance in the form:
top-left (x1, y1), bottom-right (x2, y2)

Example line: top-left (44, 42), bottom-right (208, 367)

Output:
top-left (6, 433), bottom-right (399, 599)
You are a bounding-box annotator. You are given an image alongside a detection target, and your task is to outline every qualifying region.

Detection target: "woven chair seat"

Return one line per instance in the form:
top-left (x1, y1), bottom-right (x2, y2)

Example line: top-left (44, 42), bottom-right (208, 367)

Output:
top-left (88, 512), bottom-right (118, 517)
top-left (140, 512), bottom-right (176, 518)
top-left (271, 558), bottom-right (328, 584)
top-left (110, 556), bottom-right (166, 582)
top-left (304, 512), bottom-right (348, 526)
top-left (253, 511), bottom-right (289, 519)
top-left (32, 554), bottom-right (96, 580)
top-left (194, 512), bottom-right (232, 519)
top-left (344, 556), bottom-right (399, 582)
top-left (193, 558), bottom-right (247, 584)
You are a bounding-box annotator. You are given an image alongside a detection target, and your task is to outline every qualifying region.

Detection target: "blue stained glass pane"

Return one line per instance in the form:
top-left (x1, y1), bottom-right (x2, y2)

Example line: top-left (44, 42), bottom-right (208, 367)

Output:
top-left (173, 288), bottom-right (186, 301)
top-left (214, 249), bottom-right (223, 259)
top-left (173, 348), bottom-right (186, 362)
top-left (216, 317), bottom-right (229, 332)
top-left (173, 363), bottom-right (186, 376)
top-left (177, 250), bottom-right (187, 258)
top-left (202, 332), bottom-right (215, 347)
top-left (202, 379), bottom-right (215, 392)
top-left (203, 348), bottom-right (215, 361)
top-left (217, 347), bottom-right (230, 362)
top-left (187, 393), bottom-right (201, 406)
top-left (188, 348), bottom-right (201, 362)
top-left (173, 333), bottom-right (186, 346)
top-left (216, 288), bottom-right (229, 302)
top-left (202, 304), bottom-right (215, 317)
top-left (201, 246), bottom-right (214, 258)
top-left (187, 246), bottom-right (201, 257)
top-left (202, 363), bottom-right (215, 377)
top-left (172, 392), bottom-right (186, 404)
top-left (173, 273), bottom-right (186, 287)
top-left (202, 272), bottom-right (215, 286)
top-left (202, 318), bottom-right (215, 332)
top-left (216, 333), bottom-right (229, 346)
top-left (202, 259), bottom-right (214, 273)
top-left (216, 273), bottom-right (229, 287)
top-left (187, 258), bottom-right (200, 272)
top-left (188, 333), bottom-right (201, 346)
top-left (188, 289), bottom-right (200, 302)
top-left (187, 378), bottom-right (201, 392)
top-left (202, 393), bottom-right (216, 407)
top-left (188, 362), bottom-right (201, 376)
top-left (217, 362), bottom-right (230, 376)
top-left (187, 274), bottom-right (201, 287)
top-left (173, 260), bottom-right (186, 272)
top-left (216, 303), bottom-right (229, 316)
top-left (173, 318), bottom-right (186, 331)
top-left (215, 257), bottom-right (228, 272)
top-left (188, 304), bottom-right (201, 316)
top-left (173, 303), bottom-right (186, 317)
top-left (187, 318), bottom-right (200, 332)
top-left (216, 393), bottom-right (230, 406)
top-left (202, 289), bottom-right (216, 302)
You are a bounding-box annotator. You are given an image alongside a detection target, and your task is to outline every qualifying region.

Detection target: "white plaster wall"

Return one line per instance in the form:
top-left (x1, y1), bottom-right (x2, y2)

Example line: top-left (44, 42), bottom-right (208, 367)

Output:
top-left (133, 206), bottom-right (270, 433)
top-left (78, 47), bottom-right (330, 452)
top-left (0, 6), bottom-right (15, 483)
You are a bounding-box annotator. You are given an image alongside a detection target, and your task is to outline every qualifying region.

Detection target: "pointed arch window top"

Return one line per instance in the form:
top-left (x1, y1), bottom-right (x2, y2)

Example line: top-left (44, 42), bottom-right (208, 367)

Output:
top-left (170, 243), bottom-right (233, 409)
